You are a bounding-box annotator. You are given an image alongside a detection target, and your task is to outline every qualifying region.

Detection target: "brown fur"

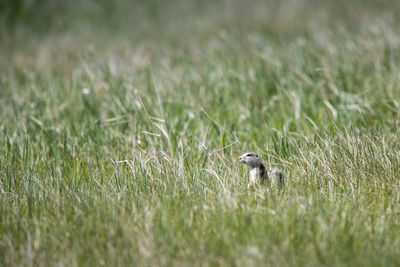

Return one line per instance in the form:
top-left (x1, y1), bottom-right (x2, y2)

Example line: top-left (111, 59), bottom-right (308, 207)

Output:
top-left (239, 152), bottom-right (285, 187)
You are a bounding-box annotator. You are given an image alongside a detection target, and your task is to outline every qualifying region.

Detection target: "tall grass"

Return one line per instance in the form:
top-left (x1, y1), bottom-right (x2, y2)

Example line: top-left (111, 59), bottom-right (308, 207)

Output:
top-left (1, 0), bottom-right (400, 266)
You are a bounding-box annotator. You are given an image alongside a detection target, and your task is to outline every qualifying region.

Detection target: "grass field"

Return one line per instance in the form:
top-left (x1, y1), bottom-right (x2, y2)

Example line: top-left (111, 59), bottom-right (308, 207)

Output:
top-left (1, 0), bottom-right (400, 266)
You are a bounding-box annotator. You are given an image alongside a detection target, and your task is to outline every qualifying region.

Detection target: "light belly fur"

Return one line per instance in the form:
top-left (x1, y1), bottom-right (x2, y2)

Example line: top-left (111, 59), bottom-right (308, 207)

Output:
top-left (249, 168), bottom-right (260, 183)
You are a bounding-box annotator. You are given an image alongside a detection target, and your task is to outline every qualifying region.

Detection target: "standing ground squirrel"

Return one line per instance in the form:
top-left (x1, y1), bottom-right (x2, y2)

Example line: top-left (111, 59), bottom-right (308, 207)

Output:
top-left (238, 152), bottom-right (284, 188)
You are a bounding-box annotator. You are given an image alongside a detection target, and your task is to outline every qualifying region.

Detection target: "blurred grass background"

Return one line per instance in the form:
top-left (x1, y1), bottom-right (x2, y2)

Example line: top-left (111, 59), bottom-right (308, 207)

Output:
top-left (1, 0), bottom-right (400, 266)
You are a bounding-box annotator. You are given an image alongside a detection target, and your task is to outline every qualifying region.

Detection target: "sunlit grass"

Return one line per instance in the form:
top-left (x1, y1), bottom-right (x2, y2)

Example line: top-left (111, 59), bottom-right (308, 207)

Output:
top-left (1, 0), bottom-right (400, 266)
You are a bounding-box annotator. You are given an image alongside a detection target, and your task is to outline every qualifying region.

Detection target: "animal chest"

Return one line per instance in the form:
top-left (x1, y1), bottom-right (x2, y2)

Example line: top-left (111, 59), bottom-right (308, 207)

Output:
top-left (249, 168), bottom-right (260, 183)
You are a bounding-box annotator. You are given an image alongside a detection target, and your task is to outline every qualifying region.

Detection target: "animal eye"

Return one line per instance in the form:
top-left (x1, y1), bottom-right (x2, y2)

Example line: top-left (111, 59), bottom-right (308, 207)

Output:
top-left (246, 153), bottom-right (252, 157)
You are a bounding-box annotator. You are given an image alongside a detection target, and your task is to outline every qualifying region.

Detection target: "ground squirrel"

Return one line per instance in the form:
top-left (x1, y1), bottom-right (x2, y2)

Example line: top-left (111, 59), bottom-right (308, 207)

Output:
top-left (238, 152), bottom-right (284, 188)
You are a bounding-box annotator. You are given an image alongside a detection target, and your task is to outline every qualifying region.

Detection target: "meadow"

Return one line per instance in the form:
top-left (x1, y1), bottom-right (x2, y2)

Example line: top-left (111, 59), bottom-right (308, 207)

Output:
top-left (1, 0), bottom-right (400, 266)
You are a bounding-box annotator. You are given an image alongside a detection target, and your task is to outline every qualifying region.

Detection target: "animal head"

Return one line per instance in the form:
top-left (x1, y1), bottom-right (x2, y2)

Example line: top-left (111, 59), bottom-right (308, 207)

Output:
top-left (267, 168), bottom-right (285, 187)
top-left (267, 168), bottom-right (280, 178)
top-left (238, 152), bottom-right (262, 168)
